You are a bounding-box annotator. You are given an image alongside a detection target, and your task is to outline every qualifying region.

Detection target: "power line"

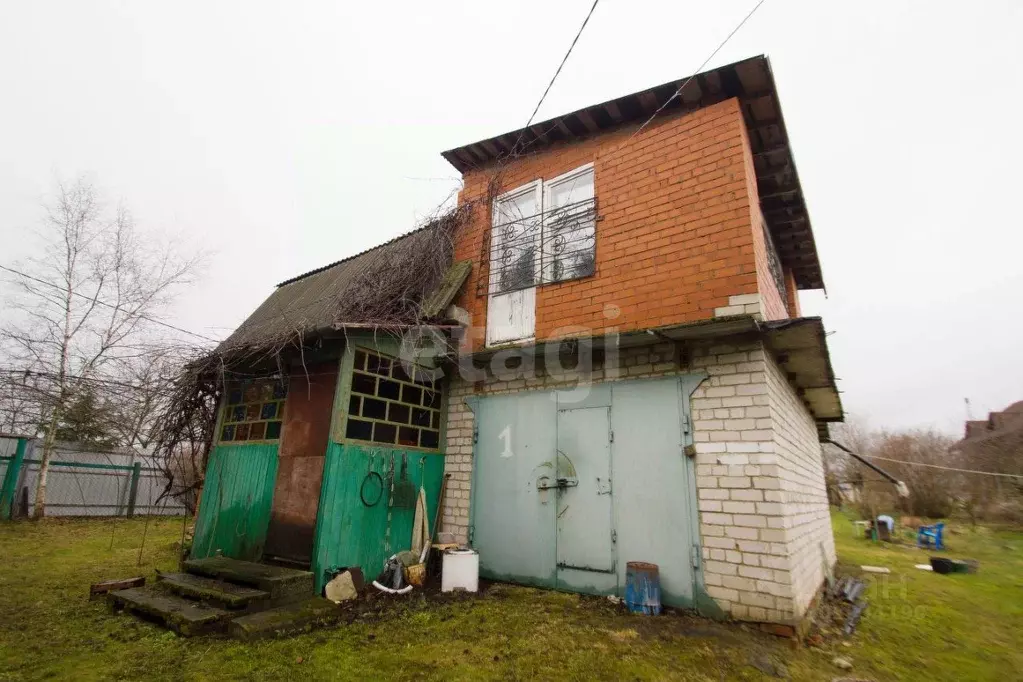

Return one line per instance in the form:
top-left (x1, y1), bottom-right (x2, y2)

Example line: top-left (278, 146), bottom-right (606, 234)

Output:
top-left (604, 0), bottom-right (766, 161)
top-left (0, 367), bottom-right (180, 397)
top-left (511, 0), bottom-right (602, 155)
top-left (0, 263), bottom-right (220, 343)
top-left (864, 455), bottom-right (1023, 480)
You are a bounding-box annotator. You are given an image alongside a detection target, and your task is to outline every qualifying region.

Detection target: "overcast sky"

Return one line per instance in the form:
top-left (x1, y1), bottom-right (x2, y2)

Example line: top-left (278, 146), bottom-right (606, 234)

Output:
top-left (1, 1), bottom-right (1020, 434)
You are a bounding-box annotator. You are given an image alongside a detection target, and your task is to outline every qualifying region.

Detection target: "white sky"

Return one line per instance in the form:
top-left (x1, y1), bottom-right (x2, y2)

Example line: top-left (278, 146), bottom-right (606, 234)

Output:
top-left (1, 1), bottom-right (1021, 434)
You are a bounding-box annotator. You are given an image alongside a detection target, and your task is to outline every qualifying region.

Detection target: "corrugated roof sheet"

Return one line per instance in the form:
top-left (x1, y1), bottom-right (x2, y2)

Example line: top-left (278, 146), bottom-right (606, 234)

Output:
top-left (220, 221), bottom-right (453, 351)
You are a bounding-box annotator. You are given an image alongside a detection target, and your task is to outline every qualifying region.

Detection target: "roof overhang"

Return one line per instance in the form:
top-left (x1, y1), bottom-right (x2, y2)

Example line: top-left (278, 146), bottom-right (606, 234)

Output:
top-left (760, 317), bottom-right (843, 422)
top-left (464, 315), bottom-right (842, 422)
top-left (442, 55), bottom-right (824, 290)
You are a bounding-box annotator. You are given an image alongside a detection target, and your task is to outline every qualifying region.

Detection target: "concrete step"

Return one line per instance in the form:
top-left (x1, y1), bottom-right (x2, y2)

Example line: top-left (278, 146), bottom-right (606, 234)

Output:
top-left (228, 597), bottom-right (342, 640)
top-left (155, 571), bottom-right (269, 609)
top-left (183, 556), bottom-right (314, 602)
top-left (108, 587), bottom-right (231, 636)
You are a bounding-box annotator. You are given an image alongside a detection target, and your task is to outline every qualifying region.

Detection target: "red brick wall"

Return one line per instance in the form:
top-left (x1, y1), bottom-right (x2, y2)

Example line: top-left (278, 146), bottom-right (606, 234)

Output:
top-left (452, 98), bottom-right (771, 348)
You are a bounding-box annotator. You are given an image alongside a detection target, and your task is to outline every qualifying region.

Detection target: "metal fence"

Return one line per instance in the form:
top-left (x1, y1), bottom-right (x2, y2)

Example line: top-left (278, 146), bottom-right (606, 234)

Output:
top-left (0, 436), bottom-right (187, 519)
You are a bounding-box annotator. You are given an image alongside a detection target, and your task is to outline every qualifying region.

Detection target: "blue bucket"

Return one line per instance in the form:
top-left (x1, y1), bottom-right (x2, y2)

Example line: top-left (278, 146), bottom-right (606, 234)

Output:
top-left (624, 561), bottom-right (661, 615)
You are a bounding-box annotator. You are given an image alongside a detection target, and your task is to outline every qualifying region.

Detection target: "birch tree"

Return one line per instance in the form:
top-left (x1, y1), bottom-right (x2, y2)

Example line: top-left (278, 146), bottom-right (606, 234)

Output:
top-left (0, 177), bottom-right (202, 518)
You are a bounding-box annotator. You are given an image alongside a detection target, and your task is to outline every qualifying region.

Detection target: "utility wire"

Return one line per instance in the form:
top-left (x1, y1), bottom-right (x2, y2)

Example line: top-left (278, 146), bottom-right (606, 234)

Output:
top-left (863, 455), bottom-right (1023, 480)
top-left (0, 263), bottom-right (220, 343)
top-left (511, 0), bottom-right (602, 155)
top-left (0, 367), bottom-right (179, 396)
top-left (602, 0), bottom-right (766, 162)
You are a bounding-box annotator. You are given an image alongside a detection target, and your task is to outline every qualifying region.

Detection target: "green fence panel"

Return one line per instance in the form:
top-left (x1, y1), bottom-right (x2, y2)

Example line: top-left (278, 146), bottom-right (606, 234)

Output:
top-left (191, 443), bottom-right (279, 561)
top-left (0, 438), bottom-right (28, 520)
top-left (311, 443), bottom-right (445, 592)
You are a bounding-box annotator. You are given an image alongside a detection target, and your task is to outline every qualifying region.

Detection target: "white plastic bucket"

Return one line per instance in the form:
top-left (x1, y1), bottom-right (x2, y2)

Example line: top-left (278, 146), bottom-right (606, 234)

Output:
top-left (441, 549), bottom-right (479, 593)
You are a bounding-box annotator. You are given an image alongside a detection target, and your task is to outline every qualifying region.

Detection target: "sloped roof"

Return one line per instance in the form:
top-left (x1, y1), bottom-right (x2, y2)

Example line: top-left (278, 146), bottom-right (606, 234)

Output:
top-left (220, 220), bottom-right (454, 351)
top-left (442, 55), bottom-right (825, 291)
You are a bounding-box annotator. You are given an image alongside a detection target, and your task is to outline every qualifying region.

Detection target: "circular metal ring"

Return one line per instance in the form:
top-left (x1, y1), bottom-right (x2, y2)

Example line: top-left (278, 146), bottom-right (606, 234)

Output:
top-left (360, 471), bottom-right (384, 507)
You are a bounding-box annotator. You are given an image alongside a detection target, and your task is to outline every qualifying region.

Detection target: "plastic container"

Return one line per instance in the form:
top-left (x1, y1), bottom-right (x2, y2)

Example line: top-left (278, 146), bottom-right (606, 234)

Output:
top-left (624, 561), bottom-right (661, 615)
top-left (441, 549), bottom-right (479, 593)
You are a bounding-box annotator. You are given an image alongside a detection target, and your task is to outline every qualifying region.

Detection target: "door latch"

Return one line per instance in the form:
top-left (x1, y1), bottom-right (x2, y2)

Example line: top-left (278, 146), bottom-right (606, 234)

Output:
top-left (536, 477), bottom-right (578, 491)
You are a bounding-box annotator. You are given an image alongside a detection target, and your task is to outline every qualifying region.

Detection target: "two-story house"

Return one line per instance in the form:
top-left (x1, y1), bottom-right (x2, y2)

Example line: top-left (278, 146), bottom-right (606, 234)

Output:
top-left (436, 54), bottom-right (841, 628)
top-left (183, 55), bottom-right (841, 632)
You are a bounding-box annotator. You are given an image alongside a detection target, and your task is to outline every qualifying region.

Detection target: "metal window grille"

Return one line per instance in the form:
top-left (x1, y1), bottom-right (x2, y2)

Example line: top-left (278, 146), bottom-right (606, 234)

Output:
top-left (489, 197), bottom-right (598, 295)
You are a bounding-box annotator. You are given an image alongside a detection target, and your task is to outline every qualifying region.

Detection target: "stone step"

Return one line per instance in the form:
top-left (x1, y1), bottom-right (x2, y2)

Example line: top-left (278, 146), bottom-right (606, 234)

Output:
top-left (108, 587), bottom-right (231, 636)
top-left (228, 597), bottom-right (343, 640)
top-left (183, 556), bottom-right (314, 602)
top-left (155, 571), bottom-right (269, 609)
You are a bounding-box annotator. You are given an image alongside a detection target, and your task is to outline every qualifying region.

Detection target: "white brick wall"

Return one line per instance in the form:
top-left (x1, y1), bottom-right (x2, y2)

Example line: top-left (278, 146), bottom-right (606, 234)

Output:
top-left (442, 337), bottom-right (834, 626)
top-left (691, 341), bottom-right (834, 624)
top-left (713, 293), bottom-right (762, 319)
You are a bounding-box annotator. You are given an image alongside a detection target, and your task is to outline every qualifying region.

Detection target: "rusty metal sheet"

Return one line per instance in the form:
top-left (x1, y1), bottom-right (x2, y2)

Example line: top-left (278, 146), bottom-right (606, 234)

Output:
top-left (264, 362), bottom-right (338, 563)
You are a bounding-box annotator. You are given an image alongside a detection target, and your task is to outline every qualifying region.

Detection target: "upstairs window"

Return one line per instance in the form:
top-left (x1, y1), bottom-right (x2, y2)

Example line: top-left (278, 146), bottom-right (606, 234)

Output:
top-left (542, 165), bottom-right (596, 284)
top-left (491, 181), bottom-right (542, 294)
top-left (489, 164), bottom-right (596, 295)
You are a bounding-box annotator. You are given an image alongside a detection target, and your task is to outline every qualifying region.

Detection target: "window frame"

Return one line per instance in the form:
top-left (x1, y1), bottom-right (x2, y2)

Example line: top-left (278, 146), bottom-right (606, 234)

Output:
top-left (489, 179), bottom-right (543, 296)
top-left (487, 164), bottom-right (597, 295)
top-left (217, 376), bottom-right (288, 445)
top-left (341, 346), bottom-right (444, 452)
top-left (540, 163), bottom-right (596, 285)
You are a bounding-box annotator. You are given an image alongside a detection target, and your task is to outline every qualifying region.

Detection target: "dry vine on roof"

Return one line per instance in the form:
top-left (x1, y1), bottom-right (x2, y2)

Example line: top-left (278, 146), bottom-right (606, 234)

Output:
top-left (146, 200), bottom-right (487, 508)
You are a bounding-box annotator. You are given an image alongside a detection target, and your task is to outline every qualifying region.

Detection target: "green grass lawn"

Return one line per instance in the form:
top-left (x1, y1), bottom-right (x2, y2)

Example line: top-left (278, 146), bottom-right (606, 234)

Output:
top-left (0, 512), bottom-right (1020, 681)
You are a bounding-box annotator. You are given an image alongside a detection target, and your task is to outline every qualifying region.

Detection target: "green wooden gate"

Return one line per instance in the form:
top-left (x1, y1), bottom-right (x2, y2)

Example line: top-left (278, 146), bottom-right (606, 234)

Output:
top-left (191, 443), bottom-right (279, 561)
top-left (311, 443), bottom-right (445, 592)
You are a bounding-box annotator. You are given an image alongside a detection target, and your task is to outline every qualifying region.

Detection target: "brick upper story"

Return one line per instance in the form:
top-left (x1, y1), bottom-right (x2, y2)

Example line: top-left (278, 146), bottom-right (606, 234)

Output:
top-left (448, 96), bottom-right (805, 350)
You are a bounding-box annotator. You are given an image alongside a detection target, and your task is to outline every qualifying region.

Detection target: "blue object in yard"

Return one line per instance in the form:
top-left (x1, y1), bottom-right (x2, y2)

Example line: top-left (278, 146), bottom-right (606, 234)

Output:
top-left (917, 522), bottom-right (945, 550)
top-left (625, 561), bottom-right (661, 615)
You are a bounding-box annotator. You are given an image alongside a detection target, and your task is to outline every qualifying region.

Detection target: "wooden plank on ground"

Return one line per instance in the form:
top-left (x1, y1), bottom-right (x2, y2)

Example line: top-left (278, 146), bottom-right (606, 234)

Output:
top-left (90, 576), bottom-right (145, 598)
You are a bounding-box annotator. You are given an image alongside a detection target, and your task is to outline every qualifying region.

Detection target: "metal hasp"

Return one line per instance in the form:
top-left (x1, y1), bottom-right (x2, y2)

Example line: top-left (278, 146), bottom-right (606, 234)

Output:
top-left (536, 477), bottom-right (578, 491)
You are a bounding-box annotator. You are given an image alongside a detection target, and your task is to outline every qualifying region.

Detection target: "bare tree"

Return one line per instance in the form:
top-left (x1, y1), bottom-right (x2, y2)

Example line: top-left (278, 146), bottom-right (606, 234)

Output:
top-left (0, 177), bottom-right (202, 518)
top-left (105, 347), bottom-right (185, 453)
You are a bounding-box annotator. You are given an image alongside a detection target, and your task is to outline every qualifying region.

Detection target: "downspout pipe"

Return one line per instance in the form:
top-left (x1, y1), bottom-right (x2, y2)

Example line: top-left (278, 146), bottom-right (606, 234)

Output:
top-left (823, 438), bottom-right (910, 498)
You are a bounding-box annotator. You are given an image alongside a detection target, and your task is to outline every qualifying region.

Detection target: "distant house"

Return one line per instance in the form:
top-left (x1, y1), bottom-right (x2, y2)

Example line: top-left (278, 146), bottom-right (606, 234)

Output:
top-left (191, 55), bottom-right (842, 630)
top-left (953, 401), bottom-right (1023, 479)
top-left (963, 401), bottom-right (1023, 440)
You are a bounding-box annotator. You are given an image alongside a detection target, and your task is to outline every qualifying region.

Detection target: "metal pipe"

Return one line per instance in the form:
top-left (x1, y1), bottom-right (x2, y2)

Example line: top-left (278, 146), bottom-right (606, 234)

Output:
top-left (824, 438), bottom-right (909, 497)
